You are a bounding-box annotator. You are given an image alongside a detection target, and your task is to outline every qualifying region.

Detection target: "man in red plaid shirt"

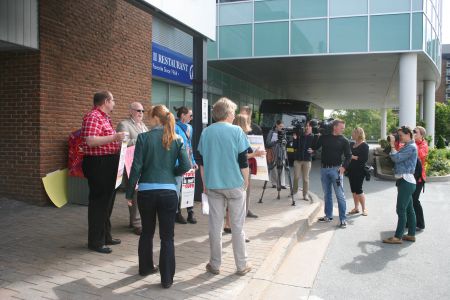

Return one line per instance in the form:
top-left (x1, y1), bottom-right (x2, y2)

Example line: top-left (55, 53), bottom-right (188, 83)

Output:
top-left (81, 91), bottom-right (126, 254)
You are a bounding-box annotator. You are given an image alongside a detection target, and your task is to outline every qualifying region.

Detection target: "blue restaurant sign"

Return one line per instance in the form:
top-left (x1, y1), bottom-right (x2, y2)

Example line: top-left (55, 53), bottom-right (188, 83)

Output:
top-left (152, 42), bottom-right (193, 85)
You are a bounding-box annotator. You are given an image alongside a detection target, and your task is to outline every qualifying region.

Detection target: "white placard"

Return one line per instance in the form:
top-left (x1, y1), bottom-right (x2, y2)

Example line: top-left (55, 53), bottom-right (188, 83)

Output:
top-left (115, 141), bottom-right (128, 189)
top-left (180, 169), bottom-right (196, 208)
top-left (201, 193), bottom-right (209, 215)
top-left (247, 135), bottom-right (270, 181)
top-left (202, 99), bottom-right (209, 124)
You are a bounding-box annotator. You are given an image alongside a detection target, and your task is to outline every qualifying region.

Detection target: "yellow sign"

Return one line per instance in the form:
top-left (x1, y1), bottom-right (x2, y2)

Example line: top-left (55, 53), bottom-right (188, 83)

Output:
top-left (42, 169), bottom-right (68, 208)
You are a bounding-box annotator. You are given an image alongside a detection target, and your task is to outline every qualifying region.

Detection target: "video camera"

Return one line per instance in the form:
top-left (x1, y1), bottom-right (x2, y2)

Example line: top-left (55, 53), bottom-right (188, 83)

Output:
top-left (310, 118), bottom-right (334, 135)
top-left (387, 132), bottom-right (400, 143)
top-left (291, 118), bottom-right (306, 135)
top-left (277, 128), bottom-right (287, 145)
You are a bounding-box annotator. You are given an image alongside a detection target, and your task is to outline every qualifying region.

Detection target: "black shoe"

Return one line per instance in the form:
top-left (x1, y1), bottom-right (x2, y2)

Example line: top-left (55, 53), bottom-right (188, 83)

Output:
top-left (318, 216), bottom-right (333, 222)
top-left (105, 238), bottom-right (121, 245)
top-left (339, 221), bottom-right (347, 228)
top-left (187, 212), bottom-right (197, 224)
top-left (88, 245), bottom-right (112, 254)
top-left (161, 282), bottom-right (173, 289)
top-left (272, 185), bottom-right (276, 188)
top-left (139, 265), bottom-right (159, 276)
top-left (281, 186), bottom-right (287, 189)
top-left (245, 238), bottom-right (250, 243)
top-left (223, 227), bottom-right (232, 234)
top-left (247, 211), bottom-right (258, 218)
top-left (175, 213), bottom-right (187, 224)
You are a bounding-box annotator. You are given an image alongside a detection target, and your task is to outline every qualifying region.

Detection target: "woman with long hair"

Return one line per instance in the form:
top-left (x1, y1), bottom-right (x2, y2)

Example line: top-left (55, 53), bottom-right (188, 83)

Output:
top-left (412, 125), bottom-right (428, 230)
top-left (126, 105), bottom-right (191, 288)
top-left (383, 126), bottom-right (418, 244)
top-left (224, 114), bottom-right (265, 234)
top-left (347, 127), bottom-right (369, 216)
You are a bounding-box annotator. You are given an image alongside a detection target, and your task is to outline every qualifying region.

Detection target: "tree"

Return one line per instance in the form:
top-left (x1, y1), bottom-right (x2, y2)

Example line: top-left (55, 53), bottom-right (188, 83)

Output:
top-left (435, 101), bottom-right (450, 144)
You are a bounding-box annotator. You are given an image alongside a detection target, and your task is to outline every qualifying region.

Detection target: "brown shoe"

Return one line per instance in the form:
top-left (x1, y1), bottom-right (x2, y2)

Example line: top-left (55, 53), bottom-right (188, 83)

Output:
top-left (236, 265), bottom-right (252, 276)
top-left (402, 235), bottom-right (416, 242)
top-left (206, 263), bottom-right (220, 275)
top-left (134, 227), bottom-right (142, 235)
top-left (382, 237), bottom-right (402, 244)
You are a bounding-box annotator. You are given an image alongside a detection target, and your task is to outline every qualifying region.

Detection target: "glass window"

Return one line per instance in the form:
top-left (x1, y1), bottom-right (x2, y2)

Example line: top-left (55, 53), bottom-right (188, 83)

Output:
top-left (370, 0), bottom-right (410, 14)
top-left (219, 24), bottom-right (252, 58)
top-left (426, 20), bottom-right (432, 56)
top-left (254, 22), bottom-right (289, 56)
top-left (219, 2), bottom-right (253, 25)
top-left (185, 88), bottom-right (193, 109)
top-left (412, 13), bottom-right (424, 50)
top-left (291, 0), bottom-right (327, 19)
top-left (207, 39), bottom-right (218, 60)
top-left (254, 0), bottom-right (289, 21)
top-left (329, 17), bottom-right (368, 53)
top-left (291, 19), bottom-right (327, 54)
top-left (370, 14), bottom-right (410, 51)
top-left (152, 80), bottom-right (168, 106)
top-left (412, 0), bottom-right (423, 11)
top-left (329, 0), bottom-right (367, 17)
top-left (169, 85), bottom-right (185, 114)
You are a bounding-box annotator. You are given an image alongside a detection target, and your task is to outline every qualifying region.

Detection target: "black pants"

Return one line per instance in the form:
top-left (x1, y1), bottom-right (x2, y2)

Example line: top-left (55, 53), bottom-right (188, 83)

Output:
top-left (412, 181), bottom-right (425, 229)
top-left (137, 189), bottom-right (178, 285)
top-left (82, 154), bottom-right (119, 248)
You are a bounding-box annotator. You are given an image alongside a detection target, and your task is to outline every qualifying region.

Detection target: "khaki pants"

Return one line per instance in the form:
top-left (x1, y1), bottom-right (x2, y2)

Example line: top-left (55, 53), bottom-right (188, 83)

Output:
top-left (207, 188), bottom-right (248, 271)
top-left (293, 160), bottom-right (311, 198)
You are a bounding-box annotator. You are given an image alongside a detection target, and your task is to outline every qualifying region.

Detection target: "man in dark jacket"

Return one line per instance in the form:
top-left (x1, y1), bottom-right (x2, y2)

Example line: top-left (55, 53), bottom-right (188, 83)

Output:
top-left (292, 121), bottom-right (314, 201)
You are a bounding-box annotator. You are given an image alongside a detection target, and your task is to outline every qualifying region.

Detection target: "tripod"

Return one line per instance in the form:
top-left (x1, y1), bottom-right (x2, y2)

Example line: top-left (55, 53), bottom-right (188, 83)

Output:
top-left (259, 141), bottom-right (296, 206)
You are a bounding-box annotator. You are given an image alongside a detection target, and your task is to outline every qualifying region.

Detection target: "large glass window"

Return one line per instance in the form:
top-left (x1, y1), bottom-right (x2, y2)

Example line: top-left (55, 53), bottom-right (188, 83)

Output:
top-left (169, 85), bottom-right (185, 114)
top-left (254, 0), bottom-right (289, 21)
top-left (254, 22), bottom-right (289, 56)
top-left (219, 2), bottom-right (253, 25)
top-left (370, 14), bottom-right (410, 51)
top-left (370, 0), bottom-right (410, 14)
top-left (291, 0), bottom-right (327, 19)
top-left (412, 13), bottom-right (424, 50)
top-left (219, 24), bottom-right (252, 58)
top-left (329, 0), bottom-right (367, 17)
top-left (207, 39), bottom-right (218, 60)
top-left (329, 17), bottom-right (368, 53)
top-left (151, 80), bottom-right (168, 105)
top-left (291, 19), bottom-right (327, 54)
top-left (412, 0), bottom-right (423, 11)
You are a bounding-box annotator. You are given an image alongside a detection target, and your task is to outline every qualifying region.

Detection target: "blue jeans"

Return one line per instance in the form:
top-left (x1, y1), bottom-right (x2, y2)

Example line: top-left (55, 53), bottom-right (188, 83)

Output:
top-left (320, 167), bottom-right (346, 222)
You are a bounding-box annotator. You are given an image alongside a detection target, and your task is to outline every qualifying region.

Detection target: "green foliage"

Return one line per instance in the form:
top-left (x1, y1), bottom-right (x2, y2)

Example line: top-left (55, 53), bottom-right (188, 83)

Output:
top-left (424, 135), bottom-right (433, 146)
top-left (330, 109), bottom-right (381, 140)
top-left (436, 135), bottom-right (446, 149)
top-left (426, 148), bottom-right (450, 176)
top-left (435, 101), bottom-right (450, 144)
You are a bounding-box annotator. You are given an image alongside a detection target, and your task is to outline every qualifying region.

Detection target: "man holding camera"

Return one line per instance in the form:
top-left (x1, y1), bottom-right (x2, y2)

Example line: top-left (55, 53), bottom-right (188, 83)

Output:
top-left (292, 121), bottom-right (314, 201)
top-left (312, 119), bottom-right (351, 228)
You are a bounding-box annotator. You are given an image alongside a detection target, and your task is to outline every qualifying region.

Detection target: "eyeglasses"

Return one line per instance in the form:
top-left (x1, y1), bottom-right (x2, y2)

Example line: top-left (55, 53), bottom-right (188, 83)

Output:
top-left (134, 109), bottom-right (145, 113)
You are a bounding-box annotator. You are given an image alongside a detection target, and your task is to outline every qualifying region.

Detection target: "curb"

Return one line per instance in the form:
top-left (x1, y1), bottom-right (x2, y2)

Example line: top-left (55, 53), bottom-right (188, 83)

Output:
top-left (235, 194), bottom-right (323, 300)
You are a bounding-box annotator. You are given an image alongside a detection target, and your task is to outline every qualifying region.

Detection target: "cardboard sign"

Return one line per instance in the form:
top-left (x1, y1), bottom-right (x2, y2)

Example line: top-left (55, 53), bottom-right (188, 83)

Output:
top-left (247, 135), bottom-right (269, 181)
top-left (180, 169), bottom-right (196, 208)
top-left (115, 141), bottom-right (128, 189)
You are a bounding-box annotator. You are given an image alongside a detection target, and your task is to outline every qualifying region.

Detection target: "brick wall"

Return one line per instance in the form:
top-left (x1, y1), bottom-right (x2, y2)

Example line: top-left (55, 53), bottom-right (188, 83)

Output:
top-left (0, 0), bottom-right (153, 205)
top-left (0, 52), bottom-right (42, 204)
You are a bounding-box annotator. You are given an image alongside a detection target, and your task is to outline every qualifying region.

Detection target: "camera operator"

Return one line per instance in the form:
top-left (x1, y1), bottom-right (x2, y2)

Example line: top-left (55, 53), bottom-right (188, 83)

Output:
top-left (382, 126), bottom-right (418, 245)
top-left (312, 119), bottom-right (351, 228)
top-left (266, 120), bottom-right (287, 189)
top-left (292, 121), bottom-right (314, 201)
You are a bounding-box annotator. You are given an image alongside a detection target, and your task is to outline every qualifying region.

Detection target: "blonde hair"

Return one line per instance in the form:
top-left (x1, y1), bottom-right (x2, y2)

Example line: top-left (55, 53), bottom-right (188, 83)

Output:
top-left (415, 126), bottom-right (426, 138)
top-left (233, 114), bottom-right (251, 133)
top-left (353, 127), bottom-right (366, 142)
top-left (240, 105), bottom-right (253, 127)
top-left (212, 97), bottom-right (237, 121)
top-left (151, 105), bottom-right (176, 150)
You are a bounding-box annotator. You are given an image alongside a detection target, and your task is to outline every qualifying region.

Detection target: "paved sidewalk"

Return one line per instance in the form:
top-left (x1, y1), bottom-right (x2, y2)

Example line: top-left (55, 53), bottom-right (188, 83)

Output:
top-left (0, 180), bottom-right (321, 300)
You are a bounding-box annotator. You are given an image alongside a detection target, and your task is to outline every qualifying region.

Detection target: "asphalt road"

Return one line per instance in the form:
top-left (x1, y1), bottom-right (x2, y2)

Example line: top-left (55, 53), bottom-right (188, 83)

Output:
top-left (265, 158), bottom-right (450, 300)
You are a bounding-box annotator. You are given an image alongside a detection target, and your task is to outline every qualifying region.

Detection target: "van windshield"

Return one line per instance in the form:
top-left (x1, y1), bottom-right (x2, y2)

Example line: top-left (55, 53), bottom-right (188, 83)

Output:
top-left (260, 113), bottom-right (306, 129)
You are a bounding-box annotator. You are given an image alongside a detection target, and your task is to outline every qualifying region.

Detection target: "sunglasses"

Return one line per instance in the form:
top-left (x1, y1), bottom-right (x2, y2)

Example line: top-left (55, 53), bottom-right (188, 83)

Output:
top-left (134, 109), bottom-right (145, 113)
top-left (413, 129), bottom-right (417, 133)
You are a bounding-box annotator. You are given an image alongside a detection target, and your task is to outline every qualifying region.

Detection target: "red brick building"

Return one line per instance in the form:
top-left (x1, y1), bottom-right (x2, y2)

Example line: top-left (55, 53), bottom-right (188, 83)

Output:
top-left (0, 0), bottom-right (214, 205)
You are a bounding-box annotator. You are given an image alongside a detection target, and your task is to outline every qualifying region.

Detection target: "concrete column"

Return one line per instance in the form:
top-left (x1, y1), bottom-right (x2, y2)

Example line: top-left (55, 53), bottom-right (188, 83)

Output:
top-left (398, 53), bottom-right (417, 128)
top-left (380, 108), bottom-right (387, 140)
top-left (418, 94), bottom-right (423, 121)
top-left (424, 80), bottom-right (436, 147)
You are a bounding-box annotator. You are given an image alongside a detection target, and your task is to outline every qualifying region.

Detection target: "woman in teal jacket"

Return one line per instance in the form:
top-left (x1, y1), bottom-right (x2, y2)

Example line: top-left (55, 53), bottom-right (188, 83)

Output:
top-left (126, 105), bottom-right (191, 288)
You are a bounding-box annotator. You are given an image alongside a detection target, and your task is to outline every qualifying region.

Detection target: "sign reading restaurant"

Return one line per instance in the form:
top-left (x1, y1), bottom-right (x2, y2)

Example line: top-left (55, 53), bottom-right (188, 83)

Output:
top-left (152, 42), bottom-right (193, 85)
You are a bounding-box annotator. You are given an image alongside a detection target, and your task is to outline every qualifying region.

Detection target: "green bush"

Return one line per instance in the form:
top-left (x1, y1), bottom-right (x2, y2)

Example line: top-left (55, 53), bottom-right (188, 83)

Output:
top-left (426, 148), bottom-right (450, 176)
top-left (436, 135), bottom-right (446, 149)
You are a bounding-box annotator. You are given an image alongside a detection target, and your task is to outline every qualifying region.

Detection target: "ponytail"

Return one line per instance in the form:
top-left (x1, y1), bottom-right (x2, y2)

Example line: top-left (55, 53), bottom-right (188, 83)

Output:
top-left (152, 105), bottom-right (177, 150)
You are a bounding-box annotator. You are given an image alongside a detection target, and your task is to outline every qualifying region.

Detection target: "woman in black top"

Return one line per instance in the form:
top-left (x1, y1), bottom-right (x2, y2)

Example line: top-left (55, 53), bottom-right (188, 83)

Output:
top-left (347, 127), bottom-right (369, 216)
